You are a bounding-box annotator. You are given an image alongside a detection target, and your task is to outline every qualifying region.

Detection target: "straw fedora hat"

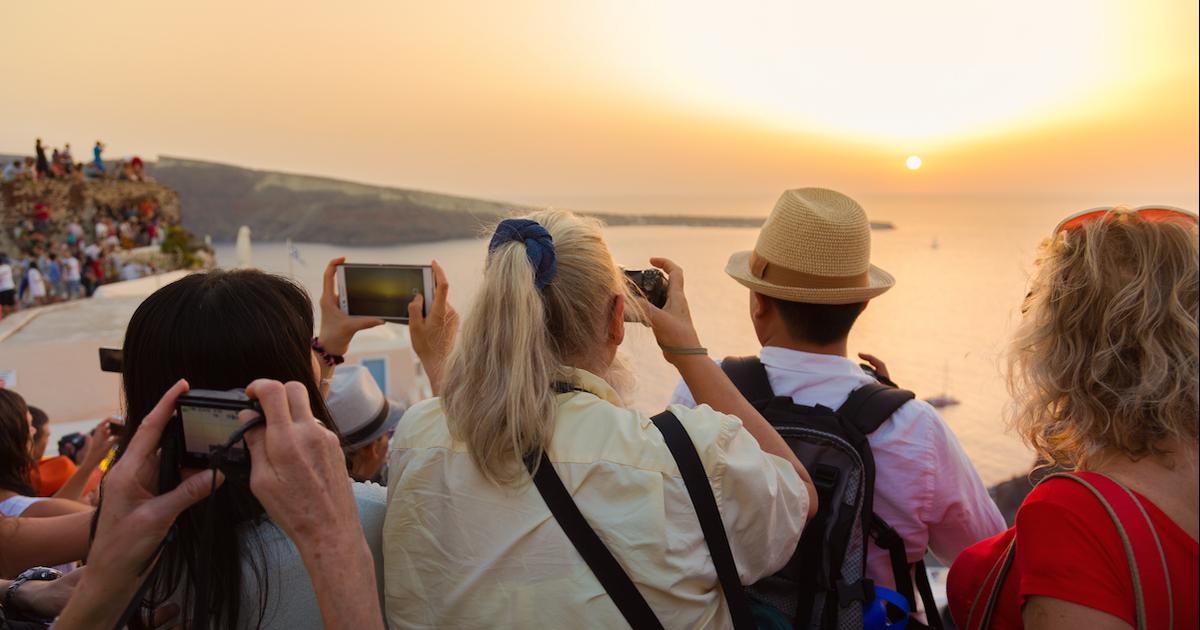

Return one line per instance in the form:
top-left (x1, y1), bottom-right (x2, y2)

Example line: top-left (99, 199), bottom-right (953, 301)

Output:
top-left (725, 188), bottom-right (895, 304)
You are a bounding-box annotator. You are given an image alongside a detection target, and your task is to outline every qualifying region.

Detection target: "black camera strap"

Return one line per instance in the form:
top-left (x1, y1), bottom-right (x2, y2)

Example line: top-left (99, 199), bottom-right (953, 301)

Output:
top-left (191, 417), bottom-right (260, 629)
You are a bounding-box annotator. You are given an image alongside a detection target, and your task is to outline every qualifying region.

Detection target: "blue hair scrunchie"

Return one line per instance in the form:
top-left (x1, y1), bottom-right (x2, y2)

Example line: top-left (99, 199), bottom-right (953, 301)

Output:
top-left (487, 218), bottom-right (557, 289)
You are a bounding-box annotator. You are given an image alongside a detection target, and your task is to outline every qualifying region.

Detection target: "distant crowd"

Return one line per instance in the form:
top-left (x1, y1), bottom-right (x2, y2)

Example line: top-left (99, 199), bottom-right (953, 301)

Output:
top-left (2, 138), bottom-right (148, 184)
top-left (0, 139), bottom-right (173, 319)
top-left (0, 188), bottom-right (1195, 630)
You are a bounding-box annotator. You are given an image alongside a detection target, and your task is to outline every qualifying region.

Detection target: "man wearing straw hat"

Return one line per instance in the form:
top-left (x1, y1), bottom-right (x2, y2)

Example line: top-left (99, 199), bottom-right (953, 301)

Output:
top-left (670, 188), bottom-right (1004, 601)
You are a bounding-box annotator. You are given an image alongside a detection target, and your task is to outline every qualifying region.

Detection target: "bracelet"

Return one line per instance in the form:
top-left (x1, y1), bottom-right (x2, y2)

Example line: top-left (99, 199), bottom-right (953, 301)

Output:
top-left (5, 567), bottom-right (62, 622)
top-left (311, 337), bottom-right (345, 366)
top-left (659, 345), bottom-right (708, 356)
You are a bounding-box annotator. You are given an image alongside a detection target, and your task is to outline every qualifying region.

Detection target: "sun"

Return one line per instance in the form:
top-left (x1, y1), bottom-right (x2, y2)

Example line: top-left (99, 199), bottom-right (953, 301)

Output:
top-left (906, 155), bottom-right (923, 170)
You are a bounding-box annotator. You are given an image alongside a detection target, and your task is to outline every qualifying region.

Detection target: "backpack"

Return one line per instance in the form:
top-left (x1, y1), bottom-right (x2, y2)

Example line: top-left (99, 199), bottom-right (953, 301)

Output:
top-left (721, 356), bottom-right (944, 630)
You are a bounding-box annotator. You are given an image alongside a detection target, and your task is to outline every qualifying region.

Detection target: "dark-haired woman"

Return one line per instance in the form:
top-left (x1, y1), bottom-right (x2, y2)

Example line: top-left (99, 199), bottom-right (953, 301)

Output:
top-left (0, 389), bottom-right (93, 520)
top-left (110, 267), bottom-right (386, 629)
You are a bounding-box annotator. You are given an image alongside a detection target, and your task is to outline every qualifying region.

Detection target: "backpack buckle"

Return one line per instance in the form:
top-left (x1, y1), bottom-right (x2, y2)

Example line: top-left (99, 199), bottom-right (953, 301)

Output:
top-left (812, 464), bottom-right (840, 489)
top-left (836, 578), bottom-right (875, 608)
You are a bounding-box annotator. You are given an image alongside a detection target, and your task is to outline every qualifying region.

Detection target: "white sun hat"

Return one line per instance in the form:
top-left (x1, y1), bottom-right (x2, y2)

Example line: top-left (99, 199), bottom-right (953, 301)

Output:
top-left (326, 365), bottom-right (406, 451)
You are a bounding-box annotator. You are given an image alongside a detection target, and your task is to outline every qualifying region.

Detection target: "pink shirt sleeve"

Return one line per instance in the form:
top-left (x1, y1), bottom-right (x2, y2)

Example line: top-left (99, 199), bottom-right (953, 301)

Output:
top-left (918, 405), bottom-right (1007, 564)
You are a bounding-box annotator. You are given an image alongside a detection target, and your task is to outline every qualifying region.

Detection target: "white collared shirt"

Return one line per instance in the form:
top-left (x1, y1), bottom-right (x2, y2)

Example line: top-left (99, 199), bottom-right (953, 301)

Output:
top-left (671, 347), bottom-right (1005, 590)
top-left (384, 367), bottom-right (808, 629)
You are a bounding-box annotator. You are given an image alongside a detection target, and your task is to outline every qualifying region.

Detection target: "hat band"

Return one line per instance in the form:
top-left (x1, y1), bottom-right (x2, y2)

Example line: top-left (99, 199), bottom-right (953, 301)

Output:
top-left (342, 399), bottom-right (391, 448)
top-left (749, 250), bottom-right (870, 289)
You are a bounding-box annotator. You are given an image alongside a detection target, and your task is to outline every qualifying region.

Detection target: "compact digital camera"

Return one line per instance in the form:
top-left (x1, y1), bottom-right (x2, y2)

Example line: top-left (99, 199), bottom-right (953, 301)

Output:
top-left (623, 268), bottom-right (669, 309)
top-left (159, 389), bottom-right (262, 490)
top-left (58, 433), bottom-right (88, 463)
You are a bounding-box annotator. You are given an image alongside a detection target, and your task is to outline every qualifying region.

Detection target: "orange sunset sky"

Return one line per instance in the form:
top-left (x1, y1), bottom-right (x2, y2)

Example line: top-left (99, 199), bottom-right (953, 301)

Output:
top-left (2, 0), bottom-right (1197, 208)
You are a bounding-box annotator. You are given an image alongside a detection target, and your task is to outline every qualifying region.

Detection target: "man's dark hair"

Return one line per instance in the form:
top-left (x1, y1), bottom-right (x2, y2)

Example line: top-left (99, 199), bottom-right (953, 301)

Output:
top-left (765, 296), bottom-right (867, 345)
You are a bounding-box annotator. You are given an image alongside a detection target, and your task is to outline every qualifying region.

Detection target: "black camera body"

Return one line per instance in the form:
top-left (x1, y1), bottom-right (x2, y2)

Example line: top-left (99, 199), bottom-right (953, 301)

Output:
top-left (159, 389), bottom-right (262, 491)
top-left (58, 432), bottom-right (88, 463)
top-left (623, 268), bottom-right (669, 309)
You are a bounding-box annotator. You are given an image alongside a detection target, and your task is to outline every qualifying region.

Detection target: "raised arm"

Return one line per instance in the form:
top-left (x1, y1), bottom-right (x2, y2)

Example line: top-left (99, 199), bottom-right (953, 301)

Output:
top-left (0, 510), bottom-right (92, 577)
top-left (642, 257), bottom-right (817, 518)
top-left (317, 256), bottom-right (386, 397)
top-left (241, 379), bottom-right (385, 630)
top-left (52, 419), bottom-right (117, 502)
top-left (54, 380), bottom-right (223, 630)
top-left (407, 261), bottom-right (458, 396)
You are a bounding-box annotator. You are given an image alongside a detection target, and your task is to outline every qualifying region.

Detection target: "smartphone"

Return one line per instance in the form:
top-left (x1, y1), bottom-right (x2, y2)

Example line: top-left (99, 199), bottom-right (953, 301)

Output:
top-left (335, 263), bottom-right (433, 324)
top-left (99, 347), bottom-right (123, 373)
top-left (174, 389), bottom-right (260, 471)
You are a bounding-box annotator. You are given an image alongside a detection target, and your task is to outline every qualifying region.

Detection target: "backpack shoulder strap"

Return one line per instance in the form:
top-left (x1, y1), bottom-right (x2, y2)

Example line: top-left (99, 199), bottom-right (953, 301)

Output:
top-left (836, 382), bottom-right (915, 436)
top-left (871, 516), bottom-right (946, 629)
top-left (524, 452), bottom-right (664, 630)
top-left (720, 355), bottom-right (774, 403)
top-left (1043, 472), bottom-right (1173, 630)
top-left (651, 411), bottom-right (756, 630)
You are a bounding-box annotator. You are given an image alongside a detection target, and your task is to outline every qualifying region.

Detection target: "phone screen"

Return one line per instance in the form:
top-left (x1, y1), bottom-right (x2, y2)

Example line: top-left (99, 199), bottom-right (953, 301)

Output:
top-left (179, 404), bottom-right (248, 467)
top-left (341, 265), bottom-right (429, 321)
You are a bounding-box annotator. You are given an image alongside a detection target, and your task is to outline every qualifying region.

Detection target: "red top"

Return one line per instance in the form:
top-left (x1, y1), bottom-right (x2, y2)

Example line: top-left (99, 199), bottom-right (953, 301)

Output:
top-left (948, 476), bottom-right (1198, 629)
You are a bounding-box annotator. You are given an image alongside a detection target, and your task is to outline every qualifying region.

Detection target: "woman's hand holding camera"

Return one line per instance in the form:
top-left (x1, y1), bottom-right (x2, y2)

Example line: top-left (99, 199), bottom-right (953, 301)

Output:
top-left (637, 258), bottom-right (704, 363)
top-left (638, 258), bottom-right (818, 517)
top-left (56, 380), bottom-right (224, 630)
top-left (408, 260), bottom-right (458, 395)
top-left (240, 379), bottom-right (385, 630)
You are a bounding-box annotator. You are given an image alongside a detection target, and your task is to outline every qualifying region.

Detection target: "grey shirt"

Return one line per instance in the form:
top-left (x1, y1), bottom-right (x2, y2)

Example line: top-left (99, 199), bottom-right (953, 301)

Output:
top-left (235, 480), bottom-right (387, 629)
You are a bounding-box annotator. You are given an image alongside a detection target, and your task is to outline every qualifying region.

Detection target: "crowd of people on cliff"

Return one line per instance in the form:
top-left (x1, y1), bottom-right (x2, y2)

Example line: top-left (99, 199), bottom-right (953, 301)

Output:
top-left (2, 139), bottom-right (148, 184)
top-left (1, 139), bottom-right (174, 319)
top-left (0, 189), bottom-right (1195, 630)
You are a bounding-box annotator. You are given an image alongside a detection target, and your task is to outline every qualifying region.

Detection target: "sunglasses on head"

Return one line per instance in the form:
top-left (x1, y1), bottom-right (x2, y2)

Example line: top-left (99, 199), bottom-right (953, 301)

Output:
top-left (1053, 205), bottom-right (1198, 235)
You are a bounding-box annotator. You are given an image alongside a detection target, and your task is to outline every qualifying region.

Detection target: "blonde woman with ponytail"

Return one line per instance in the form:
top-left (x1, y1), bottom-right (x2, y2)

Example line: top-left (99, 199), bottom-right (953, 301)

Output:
top-left (385, 209), bottom-right (816, 629)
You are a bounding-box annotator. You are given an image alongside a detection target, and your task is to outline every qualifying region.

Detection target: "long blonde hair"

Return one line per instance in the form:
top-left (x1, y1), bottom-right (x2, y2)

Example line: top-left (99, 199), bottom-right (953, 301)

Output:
top-left (441, 209), bottom-right (639, 485)
top-left (1009, 210), bottom-right (1199, 469)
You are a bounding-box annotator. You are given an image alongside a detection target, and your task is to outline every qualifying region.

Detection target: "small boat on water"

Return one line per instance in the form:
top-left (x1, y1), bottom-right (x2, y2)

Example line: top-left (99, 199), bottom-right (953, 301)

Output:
top-left (924, 394), bottom-right (961, 409)
top-left (922, 360), bottom-right (961, 408)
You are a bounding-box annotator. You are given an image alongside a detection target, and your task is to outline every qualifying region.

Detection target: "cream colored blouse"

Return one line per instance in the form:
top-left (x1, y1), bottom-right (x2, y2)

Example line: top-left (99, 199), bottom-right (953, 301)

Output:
top-left (383, 368), bottom-right (808, 629)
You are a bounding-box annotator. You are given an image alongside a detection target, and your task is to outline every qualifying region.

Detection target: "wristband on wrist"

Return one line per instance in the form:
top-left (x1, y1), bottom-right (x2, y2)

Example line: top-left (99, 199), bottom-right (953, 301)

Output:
top-left (311, 337), bottom-right (345, 367)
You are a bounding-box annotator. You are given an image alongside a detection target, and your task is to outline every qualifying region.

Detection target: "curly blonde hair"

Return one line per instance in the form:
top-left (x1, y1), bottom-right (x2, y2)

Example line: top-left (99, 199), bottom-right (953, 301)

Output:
top-left (1009, 209), bottom-right (1199, 469)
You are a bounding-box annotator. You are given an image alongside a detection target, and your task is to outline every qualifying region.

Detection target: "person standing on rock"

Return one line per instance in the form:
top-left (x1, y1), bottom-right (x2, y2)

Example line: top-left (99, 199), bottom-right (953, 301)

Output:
top-left (35, 138), bottom-right (50, 180)
top-left (93, 140), bottom-right (105, 175)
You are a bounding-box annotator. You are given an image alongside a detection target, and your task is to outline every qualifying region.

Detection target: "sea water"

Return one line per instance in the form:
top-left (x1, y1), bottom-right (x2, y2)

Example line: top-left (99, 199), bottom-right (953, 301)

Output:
top-left (214, 194), bottom-right (1196, 485)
